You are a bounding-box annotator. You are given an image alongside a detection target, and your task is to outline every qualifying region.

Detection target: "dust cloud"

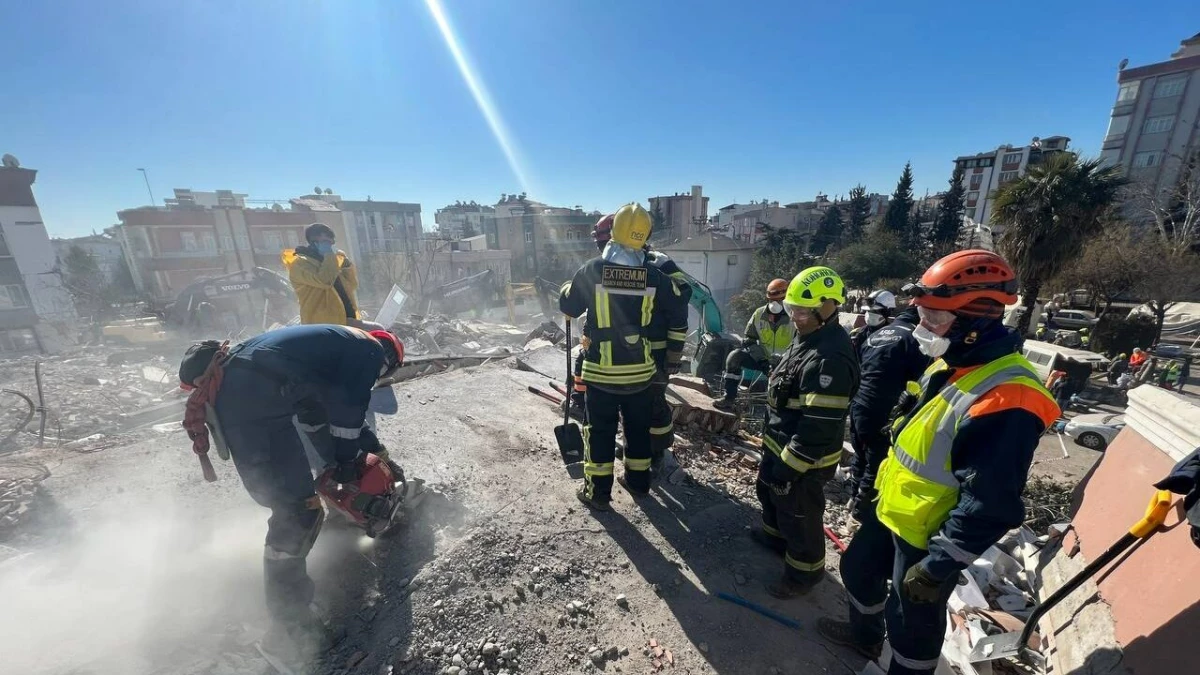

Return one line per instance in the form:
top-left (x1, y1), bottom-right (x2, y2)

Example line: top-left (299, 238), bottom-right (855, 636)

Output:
top-left (0, 499), bottom-right (270, 675)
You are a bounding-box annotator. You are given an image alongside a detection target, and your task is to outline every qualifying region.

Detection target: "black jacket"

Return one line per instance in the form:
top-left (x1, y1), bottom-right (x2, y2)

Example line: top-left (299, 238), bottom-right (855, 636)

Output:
top-left (763, 317), bottom-right (860, 478)
top-left (851, 308), bottom-right (930, 430)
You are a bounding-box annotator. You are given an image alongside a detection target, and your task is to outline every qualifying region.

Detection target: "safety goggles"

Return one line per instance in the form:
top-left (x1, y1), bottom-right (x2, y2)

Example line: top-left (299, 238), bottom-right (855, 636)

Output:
top-left (903, 278), bottom-right (1018, 299)
top-left (917, 306), bottom-right (958, 335)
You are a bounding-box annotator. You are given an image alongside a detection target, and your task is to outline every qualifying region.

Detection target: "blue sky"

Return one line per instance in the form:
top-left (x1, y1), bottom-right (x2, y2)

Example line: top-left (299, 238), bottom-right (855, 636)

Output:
top-left (4, 0), bottom-right (1198, 237)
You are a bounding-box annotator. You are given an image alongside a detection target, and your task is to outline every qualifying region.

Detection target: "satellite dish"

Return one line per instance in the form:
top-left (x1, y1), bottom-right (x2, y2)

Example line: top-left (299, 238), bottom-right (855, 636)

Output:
top-left (1118, 58), bottom-right (1129, 71)
top-left (1, 154), bottom-right (18, 168)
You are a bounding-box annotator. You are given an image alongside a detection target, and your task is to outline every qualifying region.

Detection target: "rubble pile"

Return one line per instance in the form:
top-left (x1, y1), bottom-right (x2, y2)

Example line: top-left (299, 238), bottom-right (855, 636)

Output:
top-left (0, 457), bottom-right (50, 531)
top-left (391, 315), bottom-right (532, 357)
top-left (0, 346), bottom-right (183, 444)
top-left (1021, 476), bottom-right (1075, 535)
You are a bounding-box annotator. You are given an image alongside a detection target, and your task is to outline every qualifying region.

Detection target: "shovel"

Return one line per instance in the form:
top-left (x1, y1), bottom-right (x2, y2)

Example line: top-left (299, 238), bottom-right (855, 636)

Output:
top-left (968, 489), bottom-right (1174, 667)
top-left (553, 317), bottom-right (585, 467)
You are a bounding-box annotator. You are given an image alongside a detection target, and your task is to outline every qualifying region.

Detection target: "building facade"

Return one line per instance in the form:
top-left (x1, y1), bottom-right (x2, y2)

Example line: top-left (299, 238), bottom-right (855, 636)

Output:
top-left (953, 136), bottom-right (1071, 231)
top-left (1100, 33), bottom-right (1200, 206)
top-left (435, 201), bottom-right (495, 240)
top-left (481, 195), bottom-right (598, 282)
top-left (52, 231), bottom-right (127, 282)
top-left (648, 186), bottom-right (709, 244)
top-left (660, 233), bottom-right (756, 315)
top-left (0, 157), bottom-right (78, 353)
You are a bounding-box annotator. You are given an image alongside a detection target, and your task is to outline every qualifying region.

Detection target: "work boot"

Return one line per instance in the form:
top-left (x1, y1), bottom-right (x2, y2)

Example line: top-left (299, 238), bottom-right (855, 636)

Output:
top-left (258, 610), bottom-right (344, 674)
top-left (815, 617), bottom-right (883, 661)
top-left (750, 528), bottom-right (786, 556)
top-left (766, 572), bottom-right (825, 599)
top-left (712, 397), bottom-right (737, 412)
top-left (617, 475), bottom-right (650, 497)
top-left (576, 486), bottom-right (611, 512)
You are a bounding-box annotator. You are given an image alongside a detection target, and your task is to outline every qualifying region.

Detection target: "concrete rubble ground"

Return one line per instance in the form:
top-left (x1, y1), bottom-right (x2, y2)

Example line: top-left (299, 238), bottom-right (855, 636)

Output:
top-left (0, 323), bottom-right (1091, 675)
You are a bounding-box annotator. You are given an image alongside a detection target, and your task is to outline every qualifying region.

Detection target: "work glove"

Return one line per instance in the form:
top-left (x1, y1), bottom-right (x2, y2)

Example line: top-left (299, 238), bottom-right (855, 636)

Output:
top-left (901, 563), bottom-right (943, 604)
top-left (358, 426), bottom-right (384, 456)
top-left (766, 460), bottom-right (799, 496)
top-left (332, 456), bottom-right (364, 485)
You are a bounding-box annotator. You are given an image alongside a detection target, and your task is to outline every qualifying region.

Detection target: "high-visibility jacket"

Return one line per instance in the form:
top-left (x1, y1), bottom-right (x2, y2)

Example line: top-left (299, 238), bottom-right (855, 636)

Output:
top-left (746, 305), bottom-right (794, 359)
top-left (282, 247), bottom-right (360, 325)
top-left (559, 257), bottom-right (688, 391)
top-left (875, 352), bottom-right (1059, 550)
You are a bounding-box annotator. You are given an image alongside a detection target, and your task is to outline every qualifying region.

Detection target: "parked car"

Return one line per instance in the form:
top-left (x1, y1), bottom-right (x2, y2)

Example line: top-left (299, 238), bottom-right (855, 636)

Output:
top-left (1050, 309), bottom-right (1099, 330)
top-left (1063, 413), bottom-right (1125, 451)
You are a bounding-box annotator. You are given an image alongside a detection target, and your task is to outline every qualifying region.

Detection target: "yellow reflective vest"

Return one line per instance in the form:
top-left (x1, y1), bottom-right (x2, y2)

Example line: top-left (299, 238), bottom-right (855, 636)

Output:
top-left (747, 305), bottom-right (794, 358)
top-left (874, 353), bottom-right (1058, 550)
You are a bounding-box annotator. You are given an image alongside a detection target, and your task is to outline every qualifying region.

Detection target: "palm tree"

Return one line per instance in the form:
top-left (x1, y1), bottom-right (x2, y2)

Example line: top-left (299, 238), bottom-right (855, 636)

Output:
top-left (991, 153), bottom-right (1128, 334)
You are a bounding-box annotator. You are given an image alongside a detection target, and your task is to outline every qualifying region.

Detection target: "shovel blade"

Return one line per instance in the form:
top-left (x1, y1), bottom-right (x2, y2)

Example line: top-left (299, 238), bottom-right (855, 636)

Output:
top-left (555, 422), bottom-right (584, 463)
top-left (968, 631), bottom-right (1024, 664)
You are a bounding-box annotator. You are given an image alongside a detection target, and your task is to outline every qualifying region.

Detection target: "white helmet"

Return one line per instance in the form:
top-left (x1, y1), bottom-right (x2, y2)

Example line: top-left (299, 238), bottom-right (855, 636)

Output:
top-left (866, 289), bottom-right (896, 313)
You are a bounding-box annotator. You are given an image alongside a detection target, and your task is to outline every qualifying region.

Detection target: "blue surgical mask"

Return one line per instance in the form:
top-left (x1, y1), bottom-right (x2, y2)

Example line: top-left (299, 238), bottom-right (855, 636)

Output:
top-left (314, 241), bottom-right (334, 256)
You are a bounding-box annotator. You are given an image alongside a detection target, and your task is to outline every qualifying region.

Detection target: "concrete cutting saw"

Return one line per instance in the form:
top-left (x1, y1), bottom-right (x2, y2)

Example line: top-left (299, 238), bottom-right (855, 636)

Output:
top-left (315, 453), bottom-right (427, 537)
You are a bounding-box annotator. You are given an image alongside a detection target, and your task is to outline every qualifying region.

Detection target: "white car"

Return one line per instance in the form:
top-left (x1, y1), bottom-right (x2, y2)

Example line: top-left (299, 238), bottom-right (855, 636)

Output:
top-left (1063, 413), bottom-right (1125, 451)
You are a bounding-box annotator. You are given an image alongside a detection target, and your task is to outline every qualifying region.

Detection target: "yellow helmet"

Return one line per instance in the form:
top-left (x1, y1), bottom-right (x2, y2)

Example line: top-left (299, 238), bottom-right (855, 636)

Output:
top-left (785, 266), bottom-right (846, 309)
top-left (611, 203), bottom-right (652, 249)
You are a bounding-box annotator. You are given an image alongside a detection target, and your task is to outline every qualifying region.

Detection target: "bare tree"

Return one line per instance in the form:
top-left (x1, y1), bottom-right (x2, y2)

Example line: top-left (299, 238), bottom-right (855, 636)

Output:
top-left (1054, 224), bottom-right (1140, 316)
top-left (1127, 149), bottom-right (1200, 256)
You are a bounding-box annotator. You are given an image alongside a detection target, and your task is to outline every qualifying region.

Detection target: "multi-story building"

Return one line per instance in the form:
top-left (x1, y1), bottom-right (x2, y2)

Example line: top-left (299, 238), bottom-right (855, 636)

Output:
top-left (953, 136), bottom-right (1071, 231)
top-left (648, 186), bottom-right (709, 244)
top-left (291, 193), bottom-right (423, 258)
top-left (0, 155), bottom-right (78, 353)
top-left (52, 230), bottom-right (127, 282)
top-left (115, 188), bottom-right (351, 302)
top-left (714, 202), bottom-right (764, 230)
top-left (435, 201), bottom-right (495, 239)
top-left (728, 202), bottom-right (802, 244)
top-left (1100, 32), bottom-right (1200, 204)
top-left (481, 195), bottom-right (598, 282)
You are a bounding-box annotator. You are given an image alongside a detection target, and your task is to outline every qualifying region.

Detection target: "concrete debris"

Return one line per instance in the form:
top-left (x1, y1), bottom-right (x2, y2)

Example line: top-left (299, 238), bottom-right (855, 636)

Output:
top-left (389, 314), bottom-right (532, 358)
top-left (0, 458), bottom-right (50, 531)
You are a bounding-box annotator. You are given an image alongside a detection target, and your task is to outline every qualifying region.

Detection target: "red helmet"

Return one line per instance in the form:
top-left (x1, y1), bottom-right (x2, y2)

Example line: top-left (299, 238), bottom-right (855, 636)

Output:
top-left (593, 214), bottom-right (614, 248)
top-left (905, 249), bottom-right (1017, 318)
top-left (369, 329), bottom-right (405, 367)
top-left (766, 278), bottom-right (788, 301)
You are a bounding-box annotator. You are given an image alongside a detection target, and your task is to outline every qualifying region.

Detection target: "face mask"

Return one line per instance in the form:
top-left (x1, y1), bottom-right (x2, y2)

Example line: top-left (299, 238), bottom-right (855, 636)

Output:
top-left (912, 324), bottom-right (950, 358)
top-left (865, 311), bottom-right (885, 327)
top-left (313, 240), bottom-right (334, 256)
top-left (767, 301), bottom-right (783, 315)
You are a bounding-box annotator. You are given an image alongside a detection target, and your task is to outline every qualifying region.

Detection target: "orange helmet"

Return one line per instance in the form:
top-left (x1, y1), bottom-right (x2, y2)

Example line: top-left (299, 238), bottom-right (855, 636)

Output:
top-left (904, 249), bottom-right (1017, 318)
top-left (593, 214), bottom-right (614, 248)
top-left (766, 278), bottom-right (788, 301)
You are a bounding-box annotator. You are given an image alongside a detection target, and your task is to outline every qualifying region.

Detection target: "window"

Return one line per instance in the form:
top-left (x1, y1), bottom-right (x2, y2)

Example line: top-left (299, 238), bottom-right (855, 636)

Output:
top-left (181, 232), bottom-right (198, 251)
top-left (727, 254), bottom-right (739, 266)
top-left (1117, 81), bottom-right (1140, 102)
top-left (0, 328), bottom-right (37, 353)
top-left (1106, 115), bottom-right (1130, 138)
top-left (0, 285), bottom-right (30, 310)
top-left (1002, 152), bottom-right (1023, 165)
top-left (524, 230), bottom-right (533, 244)
top-left (980, 158), bottom-right (994, 167)
top-left (965, 207), bottom-right (977, 220)
top-left (1133, 151), bottom-right (1162, 168)
top-left (1143, 115), bottom-right (1174, 134)
top-left (999, 171), bottom-right (1019, 184)
top-left (966, 191), bottom-right (980, 204)
top-left (264, 232), bottom-right (283, 251)
top-left (221, 235), bottom-right (234, 251)
top-left (969, 175), bottom-right (983, 190)
top-left (201, 233), bottom-right (216, 252)
top-left (1153, 76), bottom-right (1187, 99)
top-left (965, 159), bottom-right (977, 168)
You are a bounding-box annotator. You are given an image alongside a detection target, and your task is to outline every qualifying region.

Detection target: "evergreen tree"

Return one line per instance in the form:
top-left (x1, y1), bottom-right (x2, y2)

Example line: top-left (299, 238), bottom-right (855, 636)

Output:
top-left (843, 185), bottom-right (871, 244)
top-left (882, 162), bottom-right (916, 245)
top-left (809, 203), bottom-right (842, 256)
top-left (930, 165), bottom-right (966, 253)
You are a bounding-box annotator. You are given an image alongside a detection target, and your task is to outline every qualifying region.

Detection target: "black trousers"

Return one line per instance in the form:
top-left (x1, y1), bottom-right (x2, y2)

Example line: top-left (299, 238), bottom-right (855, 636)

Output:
top-left (583, 385), bottom-right (654, 499)
top-left (722, 346), bottom-right (770, 399)
top-left (848, 405), bottom-right (891, 521)
top-left (755, 453), bottom-right (836, 582)
top-left (841, 514), bottom-right (959, 675)
top-left (216, 369), bottom-right (324, 627)
top-left (648, 380), bottom-right (674, 461)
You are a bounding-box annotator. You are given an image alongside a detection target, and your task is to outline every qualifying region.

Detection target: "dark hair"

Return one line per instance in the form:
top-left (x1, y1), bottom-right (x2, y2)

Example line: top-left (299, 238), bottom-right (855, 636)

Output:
top-left (179, 340), bottom-right (222, 386)
top-left (305, 222), bottom-right (335, 243)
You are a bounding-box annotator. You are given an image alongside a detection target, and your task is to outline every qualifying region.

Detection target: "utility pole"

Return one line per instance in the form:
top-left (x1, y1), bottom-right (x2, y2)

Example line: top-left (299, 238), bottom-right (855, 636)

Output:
top-left (136, 168), bottom-right (156, 206)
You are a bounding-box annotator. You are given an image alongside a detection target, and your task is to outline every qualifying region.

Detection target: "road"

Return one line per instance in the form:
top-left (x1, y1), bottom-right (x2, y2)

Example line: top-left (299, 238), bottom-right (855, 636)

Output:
top-left (0, 345), bottom-right (855, 675)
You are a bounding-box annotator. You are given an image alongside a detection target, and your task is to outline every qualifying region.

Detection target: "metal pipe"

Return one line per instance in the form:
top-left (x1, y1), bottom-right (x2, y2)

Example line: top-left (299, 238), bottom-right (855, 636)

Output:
top-left (33, 361), bottom-right (46, 447)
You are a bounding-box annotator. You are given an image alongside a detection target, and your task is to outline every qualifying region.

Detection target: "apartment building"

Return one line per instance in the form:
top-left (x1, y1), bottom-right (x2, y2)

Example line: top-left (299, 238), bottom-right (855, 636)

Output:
top-left (648, 186), bottom-right (709, 244)
top-left (953, 136), bottom-right (1071, 231)
top-left (0, 155), bottom-right (78, 353)
top-left (115, 188), bottom-right (351, 302)
top-left (435, 201), bottom-right (495, 239)
top-left (1099, 32), bottom-right (1200, 202)
top-left (481, 195), bottom-right (598, 282)
top-left (52, 231), bottom-right (127, 282)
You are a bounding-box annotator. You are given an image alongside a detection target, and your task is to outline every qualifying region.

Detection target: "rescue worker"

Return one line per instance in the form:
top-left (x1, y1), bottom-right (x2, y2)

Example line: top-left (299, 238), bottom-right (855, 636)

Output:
top-left (713, 279), bottom-right (794, 411)
top-left (849, 289), bottom-right (897, 354)
top-left (283, 223), bottom-right (379, 329)
top-left (816, 250), bottom-right (1060, 675)
top-left (643, 243), bottom-right (691, 478)
top-left (1079, 326), bottom-right (1091, 350)
top-left (847, 293), bottom-right (929, 523)
top-left (753, 267), bottom-right (858, 598)
top-left (1107, 353), bottom-right (1129, 385)
top-left (178, 324), bottom-right (405, 662)
top-left (559, 203), bottom-right (688, 509)
top-left (567, 215), bottom-right (615, 417)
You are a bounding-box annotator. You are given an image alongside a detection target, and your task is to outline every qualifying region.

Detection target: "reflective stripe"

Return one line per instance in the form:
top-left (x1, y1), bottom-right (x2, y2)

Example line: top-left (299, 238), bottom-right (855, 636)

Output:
top-left (762, 521), bottom-right (784, 538)
top-left (585, 462), bottom-right (614, 476)
top-left (667, 330), bottom-right (687, 341)
top-left (649, 340), bottom-right (667, 350)
top-left (930, 534), bottom-right (978, 564)
top-left (785, 552), bottom-right (825, 572)
top-left (641, 294), bottom-right (653, 328)
top-left (600, 341), bottom-right (613, 367)
top-left (724, 372), bottom-right (742, 381)
top-left (625, 457), bottom-right (652, 471)
top-left (264, 545), bottom-right (303, 560)
top-left (846, 591), bottom-right (886, 615)
top-left (296, 420), bottom-right (326, 433)
top-left (798, 393), bottom-right (850, 409)
top-left (781, 445), bottom-right (841, 472)
top-left (650, 423), bottom-right (673, 435)
top-left (891, 650), bottom-right (940, 671)
top-left (890, 440), bottom-right (956, 486)
top-left (330, 424), bottom-right (361, 440)
top-left (762, 434), bottom-right (785, 457)
top-left (594, 286), bottom-right (611, 328)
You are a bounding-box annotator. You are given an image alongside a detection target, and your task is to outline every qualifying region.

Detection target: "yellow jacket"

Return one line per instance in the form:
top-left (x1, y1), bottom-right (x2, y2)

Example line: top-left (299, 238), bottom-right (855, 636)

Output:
top-left (281, 247), bottom-right (360, 325)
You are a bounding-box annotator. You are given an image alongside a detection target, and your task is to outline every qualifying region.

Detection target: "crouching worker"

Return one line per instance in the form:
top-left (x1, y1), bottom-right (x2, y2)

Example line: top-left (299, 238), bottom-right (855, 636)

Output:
top-left (178, 324), bottom-right (404, 664)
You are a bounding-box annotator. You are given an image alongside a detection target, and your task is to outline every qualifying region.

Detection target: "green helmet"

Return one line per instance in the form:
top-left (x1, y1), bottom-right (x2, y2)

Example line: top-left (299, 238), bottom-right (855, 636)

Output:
top-left (785, 266), bottom-right (846, 309)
